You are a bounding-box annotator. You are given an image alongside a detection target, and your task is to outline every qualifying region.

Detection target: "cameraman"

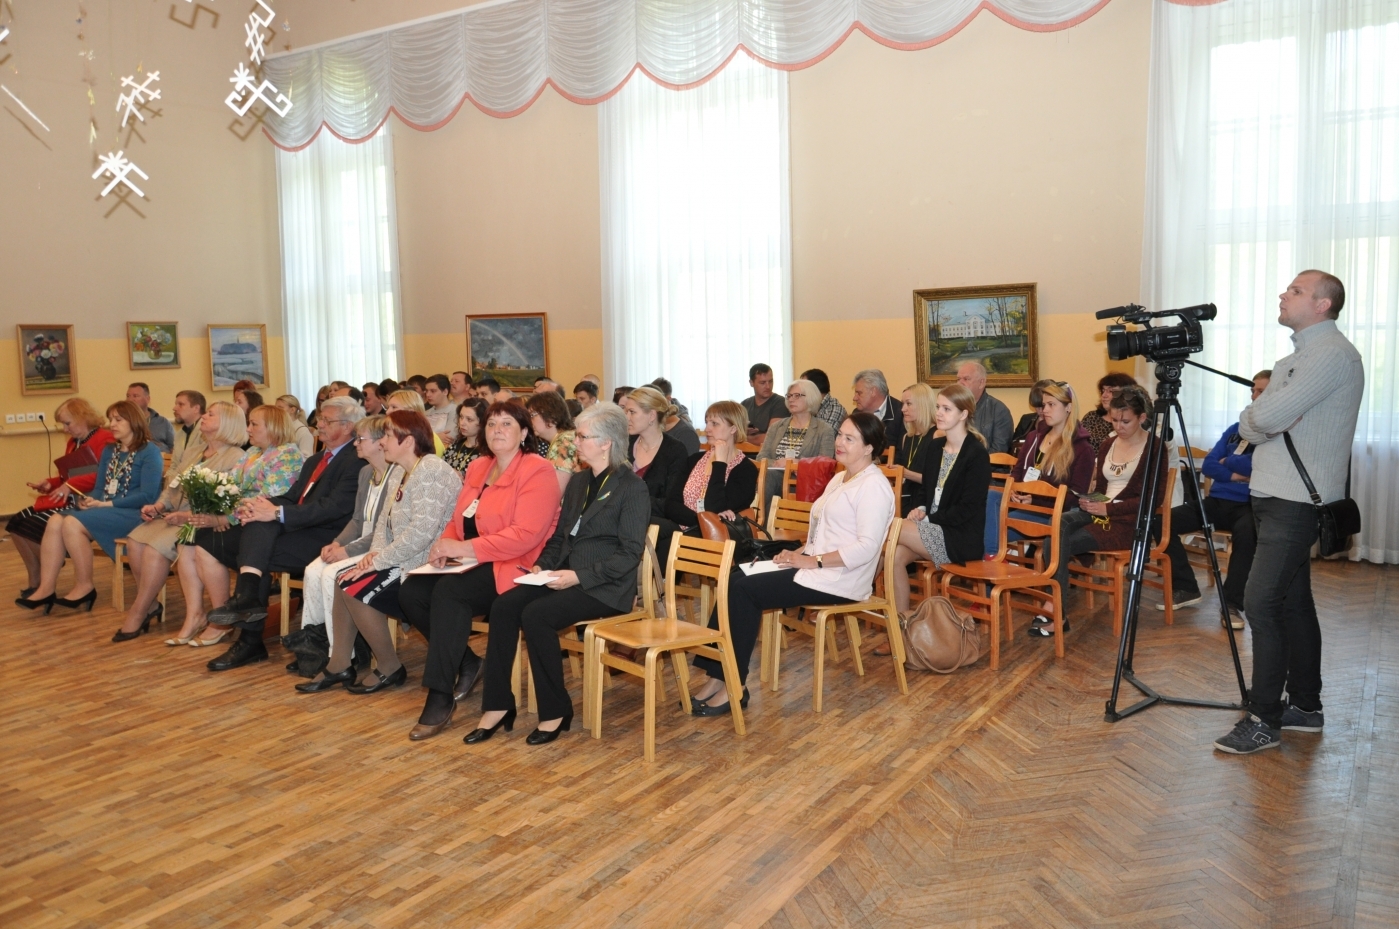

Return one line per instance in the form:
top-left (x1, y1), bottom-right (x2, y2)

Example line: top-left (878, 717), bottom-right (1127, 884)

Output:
top-left (1214, 271), bottom-right (1363, 755)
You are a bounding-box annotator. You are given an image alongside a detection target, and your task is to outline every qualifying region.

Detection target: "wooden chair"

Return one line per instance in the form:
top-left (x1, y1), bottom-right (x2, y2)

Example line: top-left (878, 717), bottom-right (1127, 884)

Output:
top-left (110, 537), bottom-right (168, 616)
top-left (881, 446), bottom-right (896, 466)
top-left (763, 518), bottom-right (908, 711)
top-left (1069, 468), bottom-right (1177, 637)
top-left (878, 464), bottom-right (904, 505)
top-left (940, 480), bottom-right (1069, 670)
top-left (736, 441), bottom-right (761, 455)
top-left (756, 498), bottom-right (813, 684)
top-left (1178, 454), bottom-right (1232, 586)
top-left (586, 536), bottom-right (743, 762)
top-left (988, 452), bottom-right (1018, 494)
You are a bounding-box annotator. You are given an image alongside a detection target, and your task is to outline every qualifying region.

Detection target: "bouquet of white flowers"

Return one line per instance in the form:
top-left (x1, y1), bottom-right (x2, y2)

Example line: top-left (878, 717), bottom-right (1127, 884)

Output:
top-left (173, 466), bottom-right (242, 543)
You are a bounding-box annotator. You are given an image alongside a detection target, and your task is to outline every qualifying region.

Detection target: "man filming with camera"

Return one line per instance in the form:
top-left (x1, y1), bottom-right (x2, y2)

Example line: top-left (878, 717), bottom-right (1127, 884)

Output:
top-left (1213, 270), bottom-right (1363, 755)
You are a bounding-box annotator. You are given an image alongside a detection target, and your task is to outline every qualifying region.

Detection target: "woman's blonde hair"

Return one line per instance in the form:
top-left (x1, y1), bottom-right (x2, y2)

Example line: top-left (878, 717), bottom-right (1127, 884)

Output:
top-left (249, 404), bottom-right (297, 449)
top-left (276, 394), bottom-right (308, 425)
top-left (626, 386), bottom-right (678, 427)
top-left (55, 397), bottom-right (104, 430)
top-left (902, 384), bottom-right (938, 437)
top-left (1037, 381), bottom-right (1080, 479)
top-left (937, 384), bottom-right (985, 446)
top-left (206, 401), bottom-right (248, 448)
top-left (357, 414), bottom-right (391, 442)
top-left (387, 389), bottom-right (426, 413)
top-left (786, 379), bottom-right (823, 414)
top-left (705, 400), bottom-right (748, 443)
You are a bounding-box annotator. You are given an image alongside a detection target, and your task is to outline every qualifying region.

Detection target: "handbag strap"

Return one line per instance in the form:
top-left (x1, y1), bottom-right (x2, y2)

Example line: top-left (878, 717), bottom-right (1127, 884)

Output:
top-left (1281, 432), bottom-right (1324, 509)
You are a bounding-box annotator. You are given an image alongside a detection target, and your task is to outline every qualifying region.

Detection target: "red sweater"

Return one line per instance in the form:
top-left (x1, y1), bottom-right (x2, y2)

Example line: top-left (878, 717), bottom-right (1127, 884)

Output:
top-left (42, 428), bottom-right (115, 497)
top-left (442, 452), bottom-right (561, 594)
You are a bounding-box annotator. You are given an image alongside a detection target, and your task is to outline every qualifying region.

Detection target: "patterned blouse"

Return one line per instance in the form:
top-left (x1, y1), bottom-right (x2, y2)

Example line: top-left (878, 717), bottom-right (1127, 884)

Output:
top-left (442, 438), bottom-right (483, 475)
top-left (1080, 409), bottom-right (1114, 449)
top-left (546, 430), bottom-right (581, 475)
top-left (227, 443), bottom-right (305, 524)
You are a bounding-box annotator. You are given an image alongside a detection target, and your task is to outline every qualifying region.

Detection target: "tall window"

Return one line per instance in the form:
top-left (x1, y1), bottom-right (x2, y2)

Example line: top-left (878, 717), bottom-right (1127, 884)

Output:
top-left (600, 54), bottom-right (791, 412)
top-left (276, 125), bottom-right (402, 406)
top-left (1144, 0), bottom-right (1399, 563)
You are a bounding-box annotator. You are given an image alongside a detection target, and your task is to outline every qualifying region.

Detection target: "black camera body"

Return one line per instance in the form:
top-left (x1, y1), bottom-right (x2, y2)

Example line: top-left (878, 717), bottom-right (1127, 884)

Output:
top-left (1097, 303), bottom-right (1217, 362)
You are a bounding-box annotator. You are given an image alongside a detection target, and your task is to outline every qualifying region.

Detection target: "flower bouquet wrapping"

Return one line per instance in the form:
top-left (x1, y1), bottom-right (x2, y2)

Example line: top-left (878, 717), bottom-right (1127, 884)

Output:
top-left (173, 467), bottom-right (241, 543)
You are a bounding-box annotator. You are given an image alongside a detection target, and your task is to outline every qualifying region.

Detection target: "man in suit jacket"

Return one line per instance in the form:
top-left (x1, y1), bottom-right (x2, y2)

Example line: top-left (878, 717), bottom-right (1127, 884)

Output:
top-left (852, 368), bottom-right (904, 457)
top-left (206, 397), bottom-right (368, 671)
top-left (167, 390), bottom-right (208, 475)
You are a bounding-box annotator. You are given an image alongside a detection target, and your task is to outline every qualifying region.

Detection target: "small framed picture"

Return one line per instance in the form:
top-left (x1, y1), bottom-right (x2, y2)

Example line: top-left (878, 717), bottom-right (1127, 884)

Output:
top-left (913, 283), bottom-right (1040, 387)
top-left (17, 324), bottom-right (78, 396)
top-left (208, 324), bottom-right (268, 389)
top-left (127, 322), bottom-right (180, 369)
top-left (465, 313), bottom-right (549, 389)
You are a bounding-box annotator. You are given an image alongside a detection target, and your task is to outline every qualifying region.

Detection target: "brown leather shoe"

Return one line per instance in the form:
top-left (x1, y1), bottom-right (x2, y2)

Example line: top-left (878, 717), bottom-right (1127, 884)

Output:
top-left (409, 701), bottom-right (456, 741)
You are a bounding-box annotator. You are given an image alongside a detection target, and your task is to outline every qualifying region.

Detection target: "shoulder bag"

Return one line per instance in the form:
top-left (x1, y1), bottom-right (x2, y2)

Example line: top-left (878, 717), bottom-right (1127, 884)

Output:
top-left (1283, 432), bottom-right (1360, 558)
top-left (900, 596), bottom-right (984, 673)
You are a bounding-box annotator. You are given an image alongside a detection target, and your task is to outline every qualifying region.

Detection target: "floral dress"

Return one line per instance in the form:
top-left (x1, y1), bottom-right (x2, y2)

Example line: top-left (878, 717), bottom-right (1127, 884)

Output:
top-left (442, 438), bottom-right (483, 475)
top-left (546, 430), bottom-right (581, 475)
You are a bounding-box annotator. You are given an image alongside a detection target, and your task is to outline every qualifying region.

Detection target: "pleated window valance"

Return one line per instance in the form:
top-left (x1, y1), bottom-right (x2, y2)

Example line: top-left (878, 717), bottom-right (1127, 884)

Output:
top-left (260, 0), bottom-right (1133, 149)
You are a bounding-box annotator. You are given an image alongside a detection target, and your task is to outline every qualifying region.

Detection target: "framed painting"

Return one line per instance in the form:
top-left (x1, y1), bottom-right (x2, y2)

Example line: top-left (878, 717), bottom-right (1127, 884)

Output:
top-left (208, 324), bottom-right (268, 389)
top-left (127, 322), bottom-right (180, 369)
top-left (17, 324), bottom-right (78, 396)
top-left (465, 313), bottom-right (549, 390)
top-left (914, 283), bottom-right (1039, 387)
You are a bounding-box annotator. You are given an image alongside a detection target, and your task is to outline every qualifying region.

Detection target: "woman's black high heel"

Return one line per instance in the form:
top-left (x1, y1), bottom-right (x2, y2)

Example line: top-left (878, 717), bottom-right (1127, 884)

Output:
top-left (691, 688), bottom-right (750, 717)
top-left (146, 602), bottom-right (164, 625)
top-left (19, 587), bottom-right (36, 599)
top-left (56, 590), bottom-right (98, 612)
top-left (526, 713), bottom-right (573, 745)
top-left (111, 610), bottom-right (155, 643)
top-left (15, 593), bottom-right (56, 615)
top-left (463, 708), bottom-right (517, 744)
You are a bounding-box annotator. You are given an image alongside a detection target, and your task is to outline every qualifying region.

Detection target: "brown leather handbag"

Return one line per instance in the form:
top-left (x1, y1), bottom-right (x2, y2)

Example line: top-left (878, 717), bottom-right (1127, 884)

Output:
top-left (900, 596), bottom-right (984, 673)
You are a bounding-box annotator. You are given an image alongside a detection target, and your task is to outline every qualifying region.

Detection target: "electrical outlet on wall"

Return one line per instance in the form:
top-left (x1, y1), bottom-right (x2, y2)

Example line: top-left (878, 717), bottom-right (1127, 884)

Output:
top-left (4, 414), bottom-right (14, 424)
top-left (25, 412), bottom-right (38, 422)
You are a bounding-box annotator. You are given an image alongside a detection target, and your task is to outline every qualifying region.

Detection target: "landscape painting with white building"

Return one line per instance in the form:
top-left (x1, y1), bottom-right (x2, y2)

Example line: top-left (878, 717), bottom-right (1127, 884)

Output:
top-left (914, 284), bottom-right (1037, 385)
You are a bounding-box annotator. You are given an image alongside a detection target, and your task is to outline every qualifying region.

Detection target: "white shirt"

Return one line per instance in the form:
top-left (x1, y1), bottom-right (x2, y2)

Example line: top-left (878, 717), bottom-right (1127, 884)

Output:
top-left (425, 404), bottom-right (458, 440)
top-left (795, 462), bottom-right (895, 602)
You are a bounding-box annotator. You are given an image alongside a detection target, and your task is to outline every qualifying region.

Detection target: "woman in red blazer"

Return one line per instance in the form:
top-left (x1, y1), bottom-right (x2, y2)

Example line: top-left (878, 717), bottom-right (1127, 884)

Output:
top-left (396, 400), bottom-right (562, 741)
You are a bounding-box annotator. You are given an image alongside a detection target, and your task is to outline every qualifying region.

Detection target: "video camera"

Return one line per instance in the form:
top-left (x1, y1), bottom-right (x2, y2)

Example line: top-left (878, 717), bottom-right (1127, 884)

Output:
top-left (1096, 303), bottom-right (1216, 362)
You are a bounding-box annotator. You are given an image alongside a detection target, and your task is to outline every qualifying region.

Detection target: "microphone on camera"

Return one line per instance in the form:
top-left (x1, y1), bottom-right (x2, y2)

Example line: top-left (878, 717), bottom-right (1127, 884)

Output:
top-left (1095, 304), bottom-right (1144, 320)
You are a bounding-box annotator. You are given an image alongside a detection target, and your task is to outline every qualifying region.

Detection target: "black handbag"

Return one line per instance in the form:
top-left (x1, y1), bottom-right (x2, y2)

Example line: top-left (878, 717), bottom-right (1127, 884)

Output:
top-left (1283, 433), bottom-right (1360, 558)
top-left (693, 511), bottom-right (802, 564)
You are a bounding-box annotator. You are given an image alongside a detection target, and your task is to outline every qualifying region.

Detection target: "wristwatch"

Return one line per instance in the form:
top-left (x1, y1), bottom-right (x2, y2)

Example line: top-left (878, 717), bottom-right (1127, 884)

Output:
top-left (816, 554), bottom-right (823, 569)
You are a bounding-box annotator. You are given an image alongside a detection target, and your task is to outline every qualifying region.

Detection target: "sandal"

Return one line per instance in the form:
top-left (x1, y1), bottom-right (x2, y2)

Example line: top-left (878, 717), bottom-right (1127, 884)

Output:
top-left (189, 629), bottom-right (230, 648)
top-left (166, 622), bottom-right (209, 647)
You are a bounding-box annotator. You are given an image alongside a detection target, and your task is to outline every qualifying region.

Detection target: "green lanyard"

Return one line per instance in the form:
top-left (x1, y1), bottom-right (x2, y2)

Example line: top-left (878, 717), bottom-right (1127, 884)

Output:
top-left (583, 470), bottom-right (612, 513)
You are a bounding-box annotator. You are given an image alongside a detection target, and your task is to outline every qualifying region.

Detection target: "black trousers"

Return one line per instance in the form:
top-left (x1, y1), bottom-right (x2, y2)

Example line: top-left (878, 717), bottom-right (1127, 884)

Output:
top-left (1162, 496), bottom-right (1256, 608)
top-left (397, 565), bottom-right (499, 694)
top-left (196, 520), bottom-right (340, 632)
top-left (480, 585), bottom-right (616, 721)
top-left (1244, 496), bottom-right (1322, 726)
top-left (695, 570), bottom-right (851, 688)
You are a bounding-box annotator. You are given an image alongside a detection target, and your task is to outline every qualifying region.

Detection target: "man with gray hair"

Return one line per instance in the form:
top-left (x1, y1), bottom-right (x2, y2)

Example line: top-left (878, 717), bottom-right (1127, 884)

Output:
top-left (205, 395), bottom-right (369, 672)
top-left (956, 361), bottom-right (1014, 453)
top-left (852, 368), bottom-right (904, 454)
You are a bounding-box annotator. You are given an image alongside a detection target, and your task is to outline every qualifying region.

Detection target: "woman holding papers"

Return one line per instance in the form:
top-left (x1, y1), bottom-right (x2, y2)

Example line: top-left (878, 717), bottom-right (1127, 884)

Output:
top-left (294, 411), bottom-right (457, 696)
top-left (687, 411), bottom-right (896, 716)
top-left (464, 403), bottom-right (649, 747)
top-left (396, 400), bottom-right (560, 741)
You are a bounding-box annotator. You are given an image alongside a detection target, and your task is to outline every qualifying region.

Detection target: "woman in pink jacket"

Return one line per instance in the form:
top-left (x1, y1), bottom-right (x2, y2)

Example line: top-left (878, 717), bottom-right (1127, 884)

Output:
top-left (396, 400), bottom-right (562, 741)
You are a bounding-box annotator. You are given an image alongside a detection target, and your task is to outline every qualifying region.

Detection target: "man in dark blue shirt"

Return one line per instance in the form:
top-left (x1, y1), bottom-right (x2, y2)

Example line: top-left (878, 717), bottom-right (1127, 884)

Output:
top-left (1161, 370), bottom-right (1270, 628)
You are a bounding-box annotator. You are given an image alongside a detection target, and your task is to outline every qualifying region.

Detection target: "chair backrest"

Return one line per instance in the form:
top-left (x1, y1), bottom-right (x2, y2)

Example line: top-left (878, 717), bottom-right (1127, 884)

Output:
top-left (779, 458), bottom-right (800, 499)
top-left (755, 459), bottom-right (770, 524)
top-left (998, 479), bottom-right (1069, 576)
top-left (664, 535), bottom-right (736, 634)
top-left (881, 446), bottom-right (896, 466)
top-left (1185, 446), bottom-right (1211, 496)
top-left (988, 452), bottom-right (1017, 493)
top-left (767, 496), bottom-right (814, 537)
top-left (636, 523), bottom-right (661, 614)
top-left (1150, 468), bottom-right (1177, 558)
top-left (876, 517), bottom-right (902, 604)
top-left (878, 464), bottom-right (904, 505)
top-left (736, 440), bottom-right (761, 455)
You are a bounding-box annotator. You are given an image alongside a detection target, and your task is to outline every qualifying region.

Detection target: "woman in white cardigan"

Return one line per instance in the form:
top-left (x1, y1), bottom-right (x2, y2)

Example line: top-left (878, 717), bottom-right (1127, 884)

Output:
top-left (688, 411), bottom-right (896, 715)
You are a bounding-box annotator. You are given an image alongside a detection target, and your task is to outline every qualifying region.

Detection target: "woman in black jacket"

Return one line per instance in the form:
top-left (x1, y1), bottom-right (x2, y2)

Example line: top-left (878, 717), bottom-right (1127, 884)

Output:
top-left (667, 401), bottom-right (759, 531)
top-left (890, 384), bottom-right (992, 615)
top-left (622, 386), bottom-right (690, 564)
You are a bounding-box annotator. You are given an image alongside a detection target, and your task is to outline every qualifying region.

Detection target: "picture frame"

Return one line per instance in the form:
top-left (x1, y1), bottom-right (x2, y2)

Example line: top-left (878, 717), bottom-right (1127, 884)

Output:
top-left (913, 283), bottom-right (1039, 387)
top-left (17, 324), bottom-right (78, 396)
top-left (208, 324), bottom-right (268, 389)
top-left (127, 322), bottom-right (180, 369)
top-left (465, 313), bottom-right (549, 390)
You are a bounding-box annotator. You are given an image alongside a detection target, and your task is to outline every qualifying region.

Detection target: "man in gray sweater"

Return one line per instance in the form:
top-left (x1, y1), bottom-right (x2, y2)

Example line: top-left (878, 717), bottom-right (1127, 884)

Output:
top-left (957, 361), bottom-right (1014, 453)
top-left (1214, 270), bottom-right (1364, 755)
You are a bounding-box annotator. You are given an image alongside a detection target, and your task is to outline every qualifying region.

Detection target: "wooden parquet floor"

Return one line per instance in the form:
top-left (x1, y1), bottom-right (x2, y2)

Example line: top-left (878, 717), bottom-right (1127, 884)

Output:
top-left (0, 544), bottom-right (1394, 929)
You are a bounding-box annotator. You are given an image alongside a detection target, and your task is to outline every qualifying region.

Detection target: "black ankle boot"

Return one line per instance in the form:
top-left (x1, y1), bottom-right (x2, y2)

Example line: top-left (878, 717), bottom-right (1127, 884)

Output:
top-left (207, 630), bottom-right (269, 672)
top-left (223, 572), bottom-right (267, 613)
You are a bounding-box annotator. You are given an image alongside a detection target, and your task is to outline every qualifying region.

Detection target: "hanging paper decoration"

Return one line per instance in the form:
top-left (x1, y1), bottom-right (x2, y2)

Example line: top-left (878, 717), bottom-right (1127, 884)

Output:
top-left (245, 0), bottom-right (272, 65)
top-left (116, 70), bottom-right (160, 126)
top-left (226, 61), bottom-right (289, 117)
top-left (2, 83), bottom-right (51, 132)
top-left (92, 151), bottom-right (149, 198)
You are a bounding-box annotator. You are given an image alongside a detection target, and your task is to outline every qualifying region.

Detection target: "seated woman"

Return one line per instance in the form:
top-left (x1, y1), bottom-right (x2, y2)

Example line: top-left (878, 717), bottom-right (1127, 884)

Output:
top-left (386, 388), bottom-right (446, 455)
top-left (8, 398), bottom-right (113, 599)
top-left (1079, 372), bottom-right (1138, 450)
top-left (621, 386), bottom-right (690, 565)
top-left (526, 391), bottom-right (580, 492)
top-left (894, 383), bottom-right (939, 517)
top-left (688, 412), bottom-right (896, 714)
top-left (889, 384), bottom-right (992, 618)
top-left (179, 405), bottom-right (304, 648)
top-left (294, 414), bottom-right (397, 662)
top-left (296, 411), bottom-right (459, 695)
top-left (985, 381), bottom-right (1093, 557)
top-left (442, 397), bottom-right (489, 474)
top-left (398, 400), bottom-right (561, 740)
top-left (667, 401), bottom-right (759, 532)
top-left (115, 402), bottom-right (247, 643)
top-left (1010, 379), bottom-right (1055, 452)
top-left (17, 401), bottom-right (163, 616)
top-left (464, 403), bottom-right (650, 746)
top-left (1042, 385), bottom-right (1167, 637)
top-left (757, 379), bottom-right (837, 506)
top-left (276, 394), bottom-right (318, 456)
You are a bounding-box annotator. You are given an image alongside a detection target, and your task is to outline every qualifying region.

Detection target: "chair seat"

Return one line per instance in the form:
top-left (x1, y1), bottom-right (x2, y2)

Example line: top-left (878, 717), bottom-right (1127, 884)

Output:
top-left (941, 561), bottom-right (1045, 584)
top-left (593, 617), bottom-right (720, 650)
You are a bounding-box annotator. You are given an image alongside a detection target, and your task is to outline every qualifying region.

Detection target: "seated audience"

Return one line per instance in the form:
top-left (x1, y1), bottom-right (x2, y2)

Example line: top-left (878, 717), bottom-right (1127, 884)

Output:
top-left (533, 377), bottom-right (564, 396)
top-left (1080, 372), bottom-right (1139, 449)
top-left (622, 386), bottom-right (690, 565)
top-left (894, 383), bottom-right (939, 517)
top-left (852, 368), bottom-right (904, 456)
top-left (802, 368), bottom-right (848, 430)
top-left (307, 384), bottom-right (332, 429)
top-left (17, 401), bottom-right (162, 614)
top-left (168, 390), bottom-right (208, 472)
top-left (127, 382), bottom-right (174, 454)
top-left (649, 377), bottom-right (692, 426)
top-left (442, 397), bottom-right (489, 474)
top-left (362, 383), bottom-right (386, 415)
top-left (573, 380), bottom-right (599, 409)
top-left (526, 391), bottom-right (580, 491)
top-left (296, 411), bottom-right (459, 696)
top-left (757, 378), bottom-right (836, 505)
top-left (423, 374), bottom-right (458, 441)
top-left (1159, 369), bottom-right (1271, 628)
top-left (669, 401), bottom-right (759, 530)
top-left (464, 403), bottom-right (649, 746)
top-left (8, 398), bottom-right (113, 596)
top-left (1011, 379), bottom-right (1056, 449)
top-left (180, 405), bottom-right (305, 648)
top-left (398, 400), bottom-right (561, 740)
top-left (957, 361), bottom-right (1014, 454)
top-left (386, 389), bottom-right (446, 454)
top-left (611, 385), bottom-right (634, 405)
top-left (647, 378), bottom-right (700, 456)
top-left (742, 363), bottom-right (788, 442)
top-left (234, 388), bottom-right (264, 419)
top-left (276, 394), bottom-right (318, 456)
top-left (406, 374), bottom-right (428, 398)
top-left (449, 370), bottom-right (474, 403)
top-left (119, 402), bottom-right (247, 643)
top-left (476, 376), bottom-right (504, 404)
top-left (687, 412), bottom-right (896, 714)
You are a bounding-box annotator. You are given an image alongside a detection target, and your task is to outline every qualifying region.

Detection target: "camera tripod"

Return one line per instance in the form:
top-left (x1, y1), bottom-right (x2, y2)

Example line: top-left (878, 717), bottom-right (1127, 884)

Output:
top-left (1104, 360), bottom-right (1250, 722)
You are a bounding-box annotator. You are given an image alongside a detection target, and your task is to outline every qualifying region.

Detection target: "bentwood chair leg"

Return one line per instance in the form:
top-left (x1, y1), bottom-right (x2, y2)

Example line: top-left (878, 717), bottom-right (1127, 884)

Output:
top-left (825, 622), bottom-right (840, 663)
top-left (717, 643), bottom-right (746, 736)
top-left (885, 606), bottom-right (910, 694)
top-left (759, 611), bottom-right (773, 683)
top-left (643, 649), bottom-right (659, 763)
top-left (589, 639), bottom-right (605, 738)
top-left (671, 651), bottom-right (692, 714)
top-left (112, 540), bottom-right (127, 612)
top-left (510, 637), bottom-right (523, 710)
top-left (812, 613), bottom-right (828, 713)
top-left (845, 615), bottom-right (865, 677)
top-left (768, 618), bottom-right (784, 693)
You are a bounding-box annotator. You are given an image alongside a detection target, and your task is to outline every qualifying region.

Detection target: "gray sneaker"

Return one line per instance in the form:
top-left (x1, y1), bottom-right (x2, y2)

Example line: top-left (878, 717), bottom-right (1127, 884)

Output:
top-left (1156, 590), bottom-right (1202, 611)
top-left (1222, 607), bottom-right (1245, 631)
top-left (1280, 706), bottom-right (1324, 732)
top-left (1213, 715), bottom-right (1281, 754)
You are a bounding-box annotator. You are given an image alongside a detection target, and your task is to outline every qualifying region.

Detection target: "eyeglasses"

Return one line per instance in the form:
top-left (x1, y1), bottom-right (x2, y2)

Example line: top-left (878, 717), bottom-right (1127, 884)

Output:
top-left (785, 393), bottom-right (804, 400)
top-left (317, 418), bottom-right (347, 429)
top-left (575, 432), bottom-right (597, 442)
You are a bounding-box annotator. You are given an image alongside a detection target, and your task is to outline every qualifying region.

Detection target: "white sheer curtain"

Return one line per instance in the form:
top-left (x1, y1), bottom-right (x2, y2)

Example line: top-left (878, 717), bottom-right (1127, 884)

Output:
top-left (600, 54), bottom-right (790, 412)
top-left (1143, 0), bottom-right (1399, 564)
top-left (276, 125), bottom-right (403, 407)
